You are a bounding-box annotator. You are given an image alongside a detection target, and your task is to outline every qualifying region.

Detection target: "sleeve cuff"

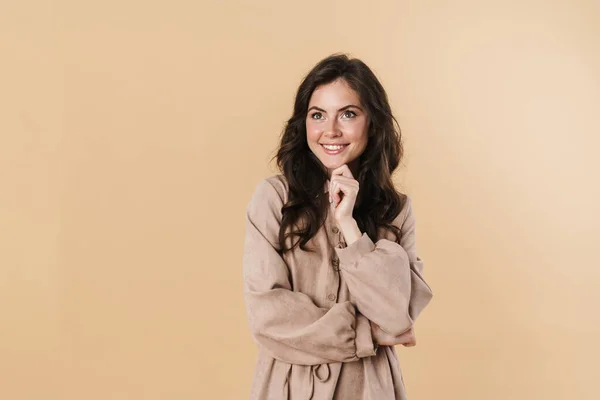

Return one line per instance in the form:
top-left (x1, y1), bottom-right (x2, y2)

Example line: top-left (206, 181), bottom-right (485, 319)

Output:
top-left (335, 232), bottom-right (376, 266)
top-left (355, 312), bottom-right (377, 358)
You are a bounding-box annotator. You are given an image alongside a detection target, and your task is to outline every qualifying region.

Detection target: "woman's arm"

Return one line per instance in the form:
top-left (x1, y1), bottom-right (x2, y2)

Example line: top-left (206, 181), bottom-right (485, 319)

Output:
top-left (243, 179), bottom-right (377, 366)
top-left (335, 196), bottom-right (433, 336)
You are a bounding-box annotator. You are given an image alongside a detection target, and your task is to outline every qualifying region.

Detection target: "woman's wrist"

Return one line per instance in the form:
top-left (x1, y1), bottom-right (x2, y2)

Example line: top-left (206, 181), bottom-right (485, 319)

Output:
top-left (337, 217), bottom-right (361, 245)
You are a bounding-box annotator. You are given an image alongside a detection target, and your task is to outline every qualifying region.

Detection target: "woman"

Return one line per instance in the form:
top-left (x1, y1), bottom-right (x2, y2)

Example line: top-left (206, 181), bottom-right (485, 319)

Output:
top-left (242, 53), bottom-right (433, 400)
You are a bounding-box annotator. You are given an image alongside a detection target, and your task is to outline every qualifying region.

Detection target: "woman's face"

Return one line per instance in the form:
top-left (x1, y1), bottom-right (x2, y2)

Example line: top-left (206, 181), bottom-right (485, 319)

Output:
top-left (306, 78), bottom-right (369, 178)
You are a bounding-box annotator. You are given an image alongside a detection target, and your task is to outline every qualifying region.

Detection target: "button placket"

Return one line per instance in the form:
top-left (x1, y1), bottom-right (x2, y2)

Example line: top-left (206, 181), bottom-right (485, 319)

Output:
top-left (326, 251), bottom-right (340, 304)
top-left (325, 210), bottom-right (341, 305)
top-left (331, 255), bottom-right (340, 271)
top-left (331, 224), bottom-right (346, 249)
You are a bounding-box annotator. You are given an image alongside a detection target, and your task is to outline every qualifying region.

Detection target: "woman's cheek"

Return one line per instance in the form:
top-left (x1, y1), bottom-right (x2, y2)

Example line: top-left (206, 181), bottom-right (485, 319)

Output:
top-left (306, 125), bottom-right (320, 140)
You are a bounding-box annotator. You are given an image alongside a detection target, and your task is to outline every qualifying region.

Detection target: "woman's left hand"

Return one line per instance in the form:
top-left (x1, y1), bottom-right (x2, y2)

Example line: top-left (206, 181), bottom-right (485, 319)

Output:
top-left (371, 323), bottom-right (417, 347)
top-left (329, 165), bottom-right (359, 222)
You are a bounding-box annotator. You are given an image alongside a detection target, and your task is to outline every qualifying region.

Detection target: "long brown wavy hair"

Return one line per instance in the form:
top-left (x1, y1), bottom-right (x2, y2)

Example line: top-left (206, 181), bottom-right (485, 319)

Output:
top-left (271, 53), bottom-right (408, 254)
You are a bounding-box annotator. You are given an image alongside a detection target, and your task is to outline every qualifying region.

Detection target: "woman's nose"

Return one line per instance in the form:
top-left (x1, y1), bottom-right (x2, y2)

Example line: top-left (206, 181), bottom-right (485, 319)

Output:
top-left (323, 119), bottom-right (341, 136)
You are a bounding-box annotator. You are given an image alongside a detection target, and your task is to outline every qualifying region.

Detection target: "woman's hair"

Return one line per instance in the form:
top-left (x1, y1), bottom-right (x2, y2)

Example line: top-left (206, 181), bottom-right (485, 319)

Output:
top-left (272, 53), bottom-right (408, 253)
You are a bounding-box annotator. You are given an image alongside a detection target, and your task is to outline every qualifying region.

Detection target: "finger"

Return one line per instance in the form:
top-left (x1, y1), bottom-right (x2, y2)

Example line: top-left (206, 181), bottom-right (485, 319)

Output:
top-left (338, 181), bottom-right (358, 197)
top-left (399, 335), bottom-right (416, 346)
top-left (331, 181), bottom-right (342, 206)
top-left (329, 181), bottom-right (337, 205)
top-left (329, 181), bottom-right (336, 204)
top-left (330, 178), bottom-right (357, 200)
top-left (329, 174), bottom-right (357, 186)
top-left (331, 164), bottom-right (354, 179)
top-left (394, 329), bottom-right (415, 341)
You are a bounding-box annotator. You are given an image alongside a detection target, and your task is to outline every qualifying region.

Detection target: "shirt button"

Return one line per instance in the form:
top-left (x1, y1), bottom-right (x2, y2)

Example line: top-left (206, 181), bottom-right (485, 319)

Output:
top-left (327, 293), bottom-right (337, 301)
top-left (332, 226), bottom-right (339, 234)
top-left (332, 256), bottom-right (340, 271)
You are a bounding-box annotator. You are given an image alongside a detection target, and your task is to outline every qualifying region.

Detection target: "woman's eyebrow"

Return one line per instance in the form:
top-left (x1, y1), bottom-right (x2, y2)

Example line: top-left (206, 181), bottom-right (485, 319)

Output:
top-left (307, 105), bottom-right (363, 113)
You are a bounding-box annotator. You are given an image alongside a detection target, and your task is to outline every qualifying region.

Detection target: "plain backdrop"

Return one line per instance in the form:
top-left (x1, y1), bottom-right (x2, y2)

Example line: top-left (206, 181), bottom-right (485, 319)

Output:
top-left (1, 1), bottom-right (599, 399)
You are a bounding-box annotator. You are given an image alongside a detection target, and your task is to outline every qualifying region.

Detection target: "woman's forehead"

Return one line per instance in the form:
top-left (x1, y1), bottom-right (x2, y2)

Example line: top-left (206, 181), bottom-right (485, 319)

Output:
top-left (309, 79), bottom-right (361, 108)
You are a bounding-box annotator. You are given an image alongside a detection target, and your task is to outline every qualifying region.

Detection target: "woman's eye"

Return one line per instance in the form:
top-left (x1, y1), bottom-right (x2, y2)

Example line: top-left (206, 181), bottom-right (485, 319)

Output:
top-left (311, 112), bottom-right (323, 120)
top-left (342, 110), bottom-right (356, 118)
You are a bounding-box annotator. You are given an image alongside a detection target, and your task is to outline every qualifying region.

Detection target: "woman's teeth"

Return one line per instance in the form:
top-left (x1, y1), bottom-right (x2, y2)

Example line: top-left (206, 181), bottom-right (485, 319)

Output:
top-left (321, 144), bottom-right (348, 155)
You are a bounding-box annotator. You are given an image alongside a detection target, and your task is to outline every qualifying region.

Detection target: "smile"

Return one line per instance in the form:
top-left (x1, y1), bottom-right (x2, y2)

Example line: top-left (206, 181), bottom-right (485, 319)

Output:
top-left (321, 144), bottom-right (349, 155)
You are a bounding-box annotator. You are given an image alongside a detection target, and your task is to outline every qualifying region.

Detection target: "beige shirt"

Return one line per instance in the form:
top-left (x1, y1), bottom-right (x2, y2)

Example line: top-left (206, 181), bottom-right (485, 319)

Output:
top-left (242, 174), bottom-right (433, 400)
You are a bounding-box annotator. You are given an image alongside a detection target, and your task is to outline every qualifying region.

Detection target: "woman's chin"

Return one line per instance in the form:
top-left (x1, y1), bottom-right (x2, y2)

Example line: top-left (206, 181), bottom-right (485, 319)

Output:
top-left (321, 159), bottom-right (345, 169)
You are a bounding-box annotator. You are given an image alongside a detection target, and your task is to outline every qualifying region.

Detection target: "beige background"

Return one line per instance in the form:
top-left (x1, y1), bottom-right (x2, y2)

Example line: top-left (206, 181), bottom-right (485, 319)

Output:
top-left (1, 0), bottom-right (599, 399)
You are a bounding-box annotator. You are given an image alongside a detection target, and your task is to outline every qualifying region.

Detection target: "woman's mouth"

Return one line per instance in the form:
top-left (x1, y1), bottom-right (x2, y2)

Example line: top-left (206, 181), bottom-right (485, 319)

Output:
top-left (321, 144), bottom-right (349, 155)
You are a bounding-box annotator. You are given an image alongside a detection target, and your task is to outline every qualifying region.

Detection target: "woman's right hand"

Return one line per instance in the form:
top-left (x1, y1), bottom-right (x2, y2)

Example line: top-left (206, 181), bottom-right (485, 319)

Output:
top-left (371, 323), bottom-right (417, 347)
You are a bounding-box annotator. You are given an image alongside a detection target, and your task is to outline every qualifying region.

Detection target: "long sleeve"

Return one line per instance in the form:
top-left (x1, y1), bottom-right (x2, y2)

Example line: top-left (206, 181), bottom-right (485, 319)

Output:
top-left (334, 196), bottom-right (433, 336)
top-left (242, 178), bottom-right (376, 366)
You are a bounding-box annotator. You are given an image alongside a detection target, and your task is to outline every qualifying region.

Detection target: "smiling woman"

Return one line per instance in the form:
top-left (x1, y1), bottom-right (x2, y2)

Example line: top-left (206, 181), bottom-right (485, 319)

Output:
top-left (242, 53), bottom-right (433, 400)
top-left (306, 78), bottom-right (369, 173)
